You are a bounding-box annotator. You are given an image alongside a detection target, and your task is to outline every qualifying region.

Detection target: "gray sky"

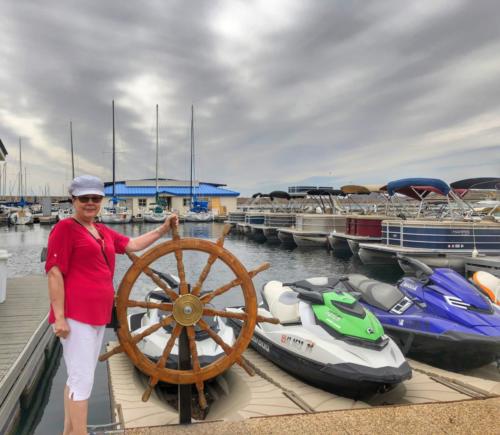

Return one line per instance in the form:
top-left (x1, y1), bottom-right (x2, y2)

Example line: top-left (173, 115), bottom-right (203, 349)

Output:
top-left (0, 0), bottom-right (499, 197)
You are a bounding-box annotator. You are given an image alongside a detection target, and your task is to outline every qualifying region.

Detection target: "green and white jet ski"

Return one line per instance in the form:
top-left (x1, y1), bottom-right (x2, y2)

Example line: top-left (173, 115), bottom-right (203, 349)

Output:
top-left (227, 276), bottom-right (411, 397)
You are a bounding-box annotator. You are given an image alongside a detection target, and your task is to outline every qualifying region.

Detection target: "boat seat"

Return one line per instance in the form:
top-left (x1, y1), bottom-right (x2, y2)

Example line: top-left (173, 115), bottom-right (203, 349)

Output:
top-left (263, 281), bottom-right (300, 324)
top-left (473, 271), bottom-right (500, 305)
top-left (291, 276), bottom-right (341, 292)
top-left (347, 274), bottom-right (404, 312)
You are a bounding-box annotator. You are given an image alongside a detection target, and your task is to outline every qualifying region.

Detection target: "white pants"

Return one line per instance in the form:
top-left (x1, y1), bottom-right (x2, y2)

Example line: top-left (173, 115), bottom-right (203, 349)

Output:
top-left (60, 318), bottom-right (105, 401)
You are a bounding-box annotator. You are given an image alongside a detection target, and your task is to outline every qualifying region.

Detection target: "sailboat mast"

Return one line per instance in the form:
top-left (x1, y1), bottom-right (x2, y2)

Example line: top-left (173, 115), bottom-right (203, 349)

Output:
top-left (190, 105), bottom-right (194, 205)
top-left (18, 137), bottom-right (22, 200)
top-left (70, 121), bottom-right (75, 179)
top-left (155, 104), bottom-right (159, 202)
top-left (112, 100), bottom-right (115, 198)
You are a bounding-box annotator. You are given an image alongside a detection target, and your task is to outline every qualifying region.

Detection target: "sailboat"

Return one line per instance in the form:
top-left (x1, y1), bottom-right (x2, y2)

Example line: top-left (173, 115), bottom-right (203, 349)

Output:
top-left (9, 138), bottom-right (33, 225)
top-left (184, 105), bottom-right (214, 223)
top-left (144, 104), bottom-right (170, 223)
top-left (100, 100), bottom-right (132, 224)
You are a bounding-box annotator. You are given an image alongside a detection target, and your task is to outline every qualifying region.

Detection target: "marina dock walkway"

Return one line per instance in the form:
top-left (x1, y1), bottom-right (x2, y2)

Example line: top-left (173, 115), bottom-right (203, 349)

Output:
top-left (126, 397), bottom-right (500, 435)
top-left (107, 340), bottom-right (500, 433)
top-left (0, 275), bottom-right (55, 434)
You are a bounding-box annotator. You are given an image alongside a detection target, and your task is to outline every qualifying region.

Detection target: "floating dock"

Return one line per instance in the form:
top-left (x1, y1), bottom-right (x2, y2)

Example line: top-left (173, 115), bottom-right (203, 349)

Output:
top-left (106, 341), bottom-right (500, 433)
top-left (465, 255), bottom-right (500, 278)
top-left (0, 276), bottom-right (56, 435)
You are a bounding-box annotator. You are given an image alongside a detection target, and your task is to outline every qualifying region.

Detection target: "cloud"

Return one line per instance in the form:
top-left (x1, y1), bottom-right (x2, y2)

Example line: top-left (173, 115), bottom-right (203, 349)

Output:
top-left (0, 0), bottom-right (498, 197)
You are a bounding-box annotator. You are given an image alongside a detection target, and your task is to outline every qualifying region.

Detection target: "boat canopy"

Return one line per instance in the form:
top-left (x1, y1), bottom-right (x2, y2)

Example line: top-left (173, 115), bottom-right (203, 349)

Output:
top-left (307, 188), bottom-right (343, 196)
top-left (450, 178), bottom-right (500, 190)
top-left (387, 178), bottom-right (451, 199)
top-left (341, 184), bottom-right (385, 194)
top-left (269, 191), bottom-right (291, 200)
top-left (251, 192), bottom-right (270, 198)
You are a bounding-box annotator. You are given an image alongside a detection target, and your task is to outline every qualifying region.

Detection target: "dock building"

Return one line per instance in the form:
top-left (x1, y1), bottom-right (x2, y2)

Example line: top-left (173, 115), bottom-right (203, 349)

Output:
top-left (104, 178), bottom-right (239, 216)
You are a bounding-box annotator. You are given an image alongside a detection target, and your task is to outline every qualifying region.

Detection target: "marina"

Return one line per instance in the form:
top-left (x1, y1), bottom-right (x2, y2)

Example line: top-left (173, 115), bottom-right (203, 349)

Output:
top-left (0, 220), bottom-right (499, 433)
top-left (1, 3), bottom-right (500, 431)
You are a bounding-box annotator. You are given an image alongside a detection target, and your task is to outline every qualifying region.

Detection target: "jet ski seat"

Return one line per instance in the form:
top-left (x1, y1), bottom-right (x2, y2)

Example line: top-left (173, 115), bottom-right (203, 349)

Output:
top-left (347, 274), bottom-right (404, 312)
top-left (473, 271), bottom-right (500, 305)
top-left (263, 281), bottom-right (300, 324)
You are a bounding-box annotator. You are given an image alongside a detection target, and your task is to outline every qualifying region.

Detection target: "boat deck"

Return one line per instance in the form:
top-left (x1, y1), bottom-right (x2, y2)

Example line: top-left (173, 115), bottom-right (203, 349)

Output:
top-left (0, 276), bottom-right (55, 434)
top-left (106, 341), bottom-right (500, 431)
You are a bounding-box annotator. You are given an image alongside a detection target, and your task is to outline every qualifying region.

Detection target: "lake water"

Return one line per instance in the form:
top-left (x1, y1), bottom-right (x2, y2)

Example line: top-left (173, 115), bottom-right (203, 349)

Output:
top-left (2, 222), bottom-right (402, 434)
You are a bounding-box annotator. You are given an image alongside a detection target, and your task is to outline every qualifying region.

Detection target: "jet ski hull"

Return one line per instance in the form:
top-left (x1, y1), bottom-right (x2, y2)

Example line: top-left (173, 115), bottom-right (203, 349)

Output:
top-left (229, 318), bottom-right (411, 398)
top-left (385, 326), bottom-right (500, 371)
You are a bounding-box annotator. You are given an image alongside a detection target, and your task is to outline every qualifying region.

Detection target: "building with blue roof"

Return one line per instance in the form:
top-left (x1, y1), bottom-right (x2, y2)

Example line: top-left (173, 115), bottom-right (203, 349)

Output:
top-left (104, 178), bottom-right (239, 216)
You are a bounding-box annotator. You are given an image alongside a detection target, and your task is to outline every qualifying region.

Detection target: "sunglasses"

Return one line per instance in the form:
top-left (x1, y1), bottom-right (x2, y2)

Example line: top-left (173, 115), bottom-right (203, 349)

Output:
top-left (75, 196), bottom-right (103, 203)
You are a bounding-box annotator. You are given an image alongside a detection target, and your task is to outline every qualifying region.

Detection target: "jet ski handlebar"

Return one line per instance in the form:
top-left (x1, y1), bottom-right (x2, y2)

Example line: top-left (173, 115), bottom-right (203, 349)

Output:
top-left (397, 255), bottom-right (434, 278)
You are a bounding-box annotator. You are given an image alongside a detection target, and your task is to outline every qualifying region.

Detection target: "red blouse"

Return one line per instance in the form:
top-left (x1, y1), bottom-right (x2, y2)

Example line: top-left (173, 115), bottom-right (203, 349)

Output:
top-left (45, 218), bottom-right (130, 326)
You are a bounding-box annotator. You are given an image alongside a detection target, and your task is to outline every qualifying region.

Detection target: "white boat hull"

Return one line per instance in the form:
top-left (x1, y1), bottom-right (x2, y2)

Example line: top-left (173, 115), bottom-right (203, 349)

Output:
top-left (184, 211), bottom-right (214, 222)
top-left (144, 214), bottom-right (168, 223)
top-left (9, 210), bottom-right (34, 225)
top-left (100, 213), bottom-right (132, 224)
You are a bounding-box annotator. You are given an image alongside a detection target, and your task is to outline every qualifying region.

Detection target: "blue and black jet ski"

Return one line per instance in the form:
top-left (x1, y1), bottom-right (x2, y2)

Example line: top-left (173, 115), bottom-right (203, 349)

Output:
top-left (342, 256), bottom-right (500, 371)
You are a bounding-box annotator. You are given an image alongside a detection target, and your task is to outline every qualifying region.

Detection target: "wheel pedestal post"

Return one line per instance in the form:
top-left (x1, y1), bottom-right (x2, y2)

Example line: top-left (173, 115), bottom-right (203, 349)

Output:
top-left (178, 321), bottom-right (192, 424)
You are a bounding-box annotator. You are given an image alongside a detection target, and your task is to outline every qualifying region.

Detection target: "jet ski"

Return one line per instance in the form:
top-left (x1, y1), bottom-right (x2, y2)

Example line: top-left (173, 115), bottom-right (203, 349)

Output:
top-left (342, 256), bottom-right (500, 371)
top-left (227, 277), bottom-right (411, 398)
top-left (127, 270), bottom-right (235, 368)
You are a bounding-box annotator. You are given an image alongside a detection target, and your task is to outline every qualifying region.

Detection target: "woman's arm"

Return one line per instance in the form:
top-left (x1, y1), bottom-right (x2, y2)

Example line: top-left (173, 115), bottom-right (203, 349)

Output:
top-left (126, 214), bottom-right (179, 253)
top-left (47, 266), bottom-right (70, 338)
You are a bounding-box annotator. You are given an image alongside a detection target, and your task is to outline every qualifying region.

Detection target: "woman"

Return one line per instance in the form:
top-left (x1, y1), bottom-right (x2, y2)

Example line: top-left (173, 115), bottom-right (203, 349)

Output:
top-left (46, 175), bottom-right (178, 435)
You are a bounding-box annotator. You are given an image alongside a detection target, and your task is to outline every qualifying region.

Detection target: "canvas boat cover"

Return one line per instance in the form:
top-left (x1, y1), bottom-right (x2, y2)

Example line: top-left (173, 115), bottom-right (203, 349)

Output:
top-left (269, 191), bottom-right (291, 200)
top-left (386, 178), bottom-right (450, 200)
top-left (341, 185), bottom-right (386, 195)
top-left (450, 178), bottom-right (500, 190)
top-left (307, 188), bottom-right (344, 196)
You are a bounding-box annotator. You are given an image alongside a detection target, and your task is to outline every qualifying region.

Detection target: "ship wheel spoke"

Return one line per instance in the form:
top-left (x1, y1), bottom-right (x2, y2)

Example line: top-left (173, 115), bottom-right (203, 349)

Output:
top-left (191, 253), bottom-right (217, 297)
top-left (202, 308), bottom-right (246, 321)
top-left (191, 225), bottom-right (233, 297)
top-left (202, 308), bottom-right (280, 325)
top-left (127, 252), bottom-right (179, 301)
top-left (99, 315), bottom-right (176, 362)
top-left (198, 319), bottom-right (254, 376)
top-left (187, 325), bottom-right (207, 409)
top-left (126, 300), bottom-right (173, 311)
top-left (131, 315), bottom-right (175, 343)
top-left (142, 323), bottom-right (183, 402)
top-left (200, 262), bottom-right (270, 304)
top-left (170, 226), bottom-right (188, 295)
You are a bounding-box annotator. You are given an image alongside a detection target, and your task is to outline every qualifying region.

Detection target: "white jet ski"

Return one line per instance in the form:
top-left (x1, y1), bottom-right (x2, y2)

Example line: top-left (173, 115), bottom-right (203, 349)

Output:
top-left (227, 276), bottom-right (411, 398)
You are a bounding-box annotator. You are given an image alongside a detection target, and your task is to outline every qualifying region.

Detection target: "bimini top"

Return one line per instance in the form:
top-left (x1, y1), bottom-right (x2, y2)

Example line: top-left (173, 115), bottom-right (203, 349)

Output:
top-left (450, 178), bottom-right (500, 190)
top-left (387, 178), bottom-right (451, 199)
top-left (251, 192), bottom-right (270, 198)
top-left (269, 191), bottom-right (291, 200)
top-left (307, 188), bottom-right (344, 196)
top-left (341, 184), bottom-right (385, 195)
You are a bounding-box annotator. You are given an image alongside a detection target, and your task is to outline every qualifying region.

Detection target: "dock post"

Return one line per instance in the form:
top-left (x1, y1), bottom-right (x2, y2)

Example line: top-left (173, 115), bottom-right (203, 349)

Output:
top-left (178, 327), bottom-right (192, 424)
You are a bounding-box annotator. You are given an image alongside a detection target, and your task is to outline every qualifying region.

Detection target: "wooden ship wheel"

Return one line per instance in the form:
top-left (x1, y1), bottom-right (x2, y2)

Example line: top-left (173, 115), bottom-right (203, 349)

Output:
top-left (99, 224), bottom-right (278, 411)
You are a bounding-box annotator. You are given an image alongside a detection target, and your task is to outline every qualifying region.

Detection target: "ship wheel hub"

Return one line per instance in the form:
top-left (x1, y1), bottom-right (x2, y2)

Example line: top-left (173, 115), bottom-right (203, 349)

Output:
top-left (173, 294), bottom-right (203, 326)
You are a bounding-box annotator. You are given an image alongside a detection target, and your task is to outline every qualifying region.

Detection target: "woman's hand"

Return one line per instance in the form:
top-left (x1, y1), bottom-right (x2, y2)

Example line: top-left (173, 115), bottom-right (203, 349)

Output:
top-left (53, 317), bottom-right (70, 338)
top-left (126, 214), bottom-right (180, 252)
top-left (157, 214), bottom-right (179, 236)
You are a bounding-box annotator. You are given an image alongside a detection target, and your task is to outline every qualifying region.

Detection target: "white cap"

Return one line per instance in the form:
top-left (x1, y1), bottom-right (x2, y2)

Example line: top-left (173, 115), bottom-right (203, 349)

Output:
top-left (68, 175), bottom-right (105, 197)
